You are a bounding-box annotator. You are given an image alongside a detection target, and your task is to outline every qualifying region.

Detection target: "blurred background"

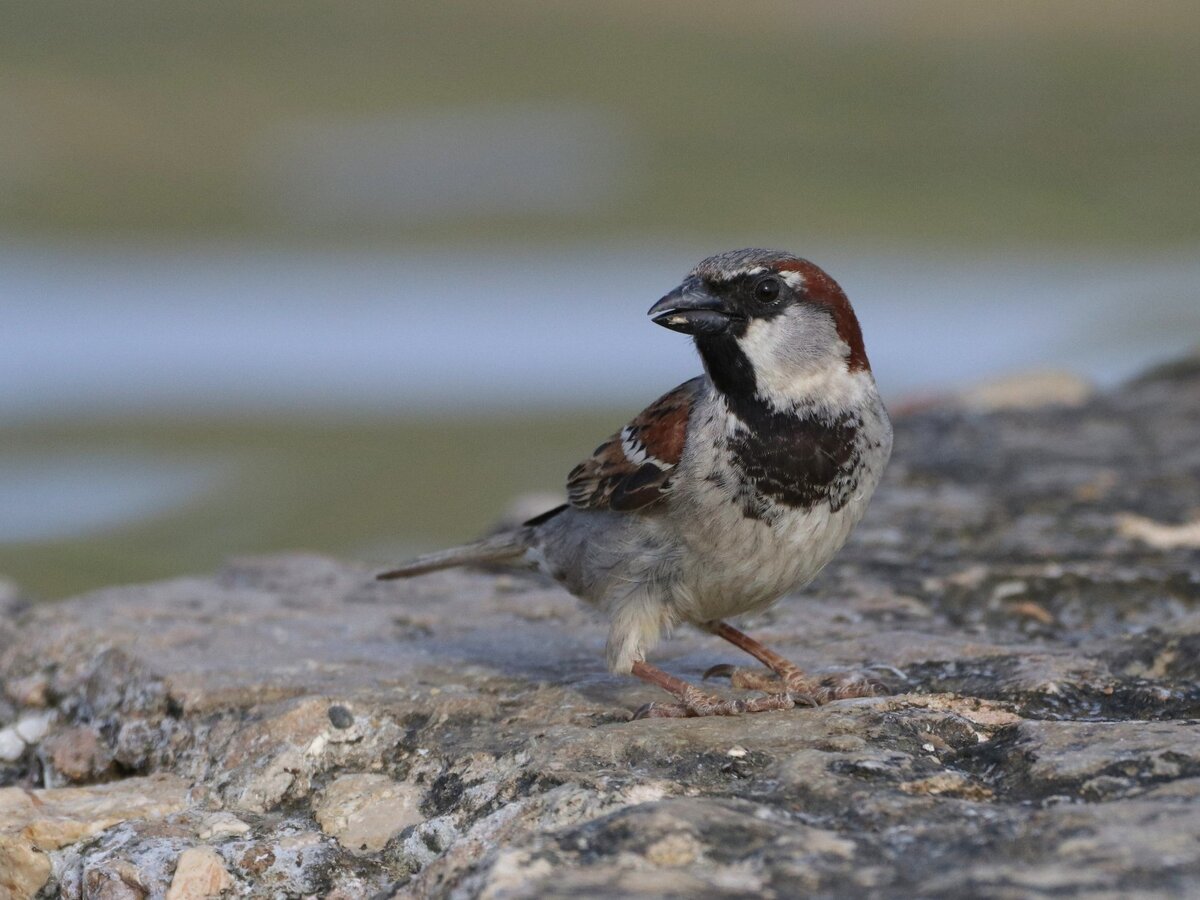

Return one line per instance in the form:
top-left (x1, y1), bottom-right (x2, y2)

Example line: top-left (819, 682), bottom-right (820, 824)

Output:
top-left (3, 0), bottom-right (1199, 599)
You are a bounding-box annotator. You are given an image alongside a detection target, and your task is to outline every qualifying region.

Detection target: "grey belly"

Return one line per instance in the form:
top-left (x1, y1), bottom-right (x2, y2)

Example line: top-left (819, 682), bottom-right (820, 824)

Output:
top-left (531, 507), bottom-right (677, 609)
top-left (671, 500), bottom-right (851, 621)
top-left (530, 488), bottom-right (865, 626)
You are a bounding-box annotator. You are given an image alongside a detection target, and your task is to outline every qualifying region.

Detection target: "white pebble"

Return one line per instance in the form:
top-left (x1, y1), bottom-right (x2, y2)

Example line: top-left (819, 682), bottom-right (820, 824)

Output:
top-left (198, 813), bottom-right (252, 840)
top-left (0, 727), bottom-right (24, 762)
top-left (727, 746), bottom-right (748, 758)
top-left (14, 711), bottom-right (54, 744)
top-left (922, 743), bottom-right (936, 753)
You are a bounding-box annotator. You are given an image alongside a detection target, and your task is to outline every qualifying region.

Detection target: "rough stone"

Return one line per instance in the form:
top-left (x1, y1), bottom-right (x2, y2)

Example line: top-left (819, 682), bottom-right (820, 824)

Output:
top-left (41, 724), bottom-right (115, 785)
top-left (1118, 512), bottom-right (1200, 550)
top-left (314, 773), bottom-right (424, 853)
top-left (196, 813), bottom-right (251, 842)
top-left (1, 359), bottom-right (1199, 897)
top-left (5, 673), bottom-right (50, 709)
top-left (957, 370), bottom-right (1094, 411)
top-left (0, 775), bottom-right (190, 898)
top-left (0, 726), bottom-right (25, 762)
top-left (165, 846), bottom-right (234, 900)
top-left (13, 710), bottom-right (53, 745)
top-left (81, 860), bottom-right (148, 900)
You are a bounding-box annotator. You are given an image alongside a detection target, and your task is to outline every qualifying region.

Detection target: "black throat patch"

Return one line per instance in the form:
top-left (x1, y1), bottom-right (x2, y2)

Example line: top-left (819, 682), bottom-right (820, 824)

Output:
top-left (696, 334), bottom-right (864, 518)
top-left (725, 405), bottom-right (863, 519)
top-left (695, 332), bottom-right (756, 400)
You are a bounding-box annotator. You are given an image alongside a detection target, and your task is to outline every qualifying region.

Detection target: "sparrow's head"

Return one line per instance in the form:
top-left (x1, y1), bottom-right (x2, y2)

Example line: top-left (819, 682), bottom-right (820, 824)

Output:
top-left (648, 249), bottom-right (869, 404)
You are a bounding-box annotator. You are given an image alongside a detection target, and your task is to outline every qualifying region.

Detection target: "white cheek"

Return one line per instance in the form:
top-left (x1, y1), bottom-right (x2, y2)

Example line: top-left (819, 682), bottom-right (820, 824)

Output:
top-left (737, 307), bottom-right (867, 410)
top-left (736, 318), bottom-right (781, 375)
top-left (736, 306), bottom-right (823, 377)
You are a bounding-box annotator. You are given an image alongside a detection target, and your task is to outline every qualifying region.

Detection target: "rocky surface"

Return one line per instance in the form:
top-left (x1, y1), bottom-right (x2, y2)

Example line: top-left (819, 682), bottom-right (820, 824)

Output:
top-left (2, 359), bottom-right (1199, 898)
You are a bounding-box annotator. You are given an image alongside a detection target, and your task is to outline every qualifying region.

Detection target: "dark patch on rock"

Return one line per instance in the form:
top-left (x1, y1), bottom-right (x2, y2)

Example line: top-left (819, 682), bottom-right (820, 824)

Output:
top-left (422, 772), bottom-right (465, 816)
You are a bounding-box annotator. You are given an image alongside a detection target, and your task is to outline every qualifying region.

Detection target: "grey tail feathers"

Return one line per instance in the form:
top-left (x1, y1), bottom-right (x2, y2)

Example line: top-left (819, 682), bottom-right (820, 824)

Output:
top-left (377, 529), bottom-right (531, 580)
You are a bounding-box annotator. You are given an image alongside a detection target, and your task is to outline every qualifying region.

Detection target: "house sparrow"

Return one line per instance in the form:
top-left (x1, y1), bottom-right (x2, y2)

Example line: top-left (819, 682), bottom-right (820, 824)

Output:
top-left (380, 249), bottom-right (893, 718)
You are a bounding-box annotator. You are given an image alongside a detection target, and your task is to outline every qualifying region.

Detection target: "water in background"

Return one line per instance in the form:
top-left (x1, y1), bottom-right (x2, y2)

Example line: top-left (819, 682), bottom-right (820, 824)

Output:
top-left (4, 241), bottom-right (1198, 419)
top-left (2, 240), bottom-right (1197, 595)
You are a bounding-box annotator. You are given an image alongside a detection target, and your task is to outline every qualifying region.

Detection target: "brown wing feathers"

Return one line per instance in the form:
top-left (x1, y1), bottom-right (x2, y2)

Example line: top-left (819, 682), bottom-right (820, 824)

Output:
top-left (566, 378), bottom-right (701, 512)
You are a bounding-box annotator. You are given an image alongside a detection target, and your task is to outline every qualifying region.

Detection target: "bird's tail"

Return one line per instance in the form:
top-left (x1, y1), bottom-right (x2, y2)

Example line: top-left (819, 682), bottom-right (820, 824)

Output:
top-left (376, 529), bottom-right (532, 580)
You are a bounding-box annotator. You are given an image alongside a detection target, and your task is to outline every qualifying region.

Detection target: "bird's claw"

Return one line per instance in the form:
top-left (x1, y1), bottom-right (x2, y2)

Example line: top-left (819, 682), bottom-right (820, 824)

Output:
top-left (633, 700), bottom-right (711, 719)
top-left (633, 692), bottom-right (796, 719)
top-left (633, 702), bottom-right (675, 720)
top-left (703, 663), bottom-right (738, 681)
top-left (810, 670), bottom-right (891, 702)
top-left (704, 663), bottom-right (891, 705)
top-left (863, 663), bottom-right (909, 683)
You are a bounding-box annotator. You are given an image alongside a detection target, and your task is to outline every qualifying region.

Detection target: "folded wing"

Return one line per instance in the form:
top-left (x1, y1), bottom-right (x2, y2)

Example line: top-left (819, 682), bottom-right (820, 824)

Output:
top-left (567, 377), bottom-right (703, 512)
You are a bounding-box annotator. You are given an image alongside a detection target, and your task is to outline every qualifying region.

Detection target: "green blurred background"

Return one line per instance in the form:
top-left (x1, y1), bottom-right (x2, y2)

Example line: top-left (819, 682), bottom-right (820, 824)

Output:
top-left (3, 1), bottom-right (1199, 599)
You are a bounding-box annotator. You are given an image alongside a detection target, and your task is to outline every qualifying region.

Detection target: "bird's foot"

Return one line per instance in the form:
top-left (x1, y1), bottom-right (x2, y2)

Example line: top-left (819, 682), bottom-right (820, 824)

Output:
top-left (704, 663), bottom-right (889, 706)
top-left (628, 660), bottom-right (795, 719)
top-left (633, 685), bottom-right (795, 720)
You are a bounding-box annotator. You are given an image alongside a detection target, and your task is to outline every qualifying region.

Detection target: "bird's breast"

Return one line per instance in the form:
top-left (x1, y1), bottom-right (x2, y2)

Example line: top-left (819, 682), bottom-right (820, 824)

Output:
top-left (665, 390), bottom-right (891, 621)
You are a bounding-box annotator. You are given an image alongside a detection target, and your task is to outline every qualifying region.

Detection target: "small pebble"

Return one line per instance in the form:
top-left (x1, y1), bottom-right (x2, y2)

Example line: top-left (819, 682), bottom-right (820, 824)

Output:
top-left (327, 705), bottom-right (354, 729)
top-left (727, 745), bottom-right (748, 758)
top-left (6, 674), bottom-right (49, 708)
top-left (922, 743), bottom-right (936, 753)
top-left (14, 711), bottom-right (53, 744)
top-left (198, 813), bottom-right (252, 840)
top-left (0, 726), bottom-right (25, 762)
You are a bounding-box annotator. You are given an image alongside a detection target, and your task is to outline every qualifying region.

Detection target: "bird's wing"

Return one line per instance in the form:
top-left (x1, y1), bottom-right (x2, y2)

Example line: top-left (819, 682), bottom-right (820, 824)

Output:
top-left (566, 377), bottom-right (704, 512)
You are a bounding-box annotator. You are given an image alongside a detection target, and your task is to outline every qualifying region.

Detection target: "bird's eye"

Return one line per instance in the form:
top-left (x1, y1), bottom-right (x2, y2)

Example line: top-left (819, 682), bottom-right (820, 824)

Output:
top-left (753, 276), bottom-right (782, 304)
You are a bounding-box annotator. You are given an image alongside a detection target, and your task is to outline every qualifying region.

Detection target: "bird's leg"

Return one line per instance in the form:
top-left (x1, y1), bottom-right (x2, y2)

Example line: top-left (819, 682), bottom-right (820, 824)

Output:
top-left (629, 660), bottom-right (794, 719)
top-left (703, 621), bottom-right (885, 705)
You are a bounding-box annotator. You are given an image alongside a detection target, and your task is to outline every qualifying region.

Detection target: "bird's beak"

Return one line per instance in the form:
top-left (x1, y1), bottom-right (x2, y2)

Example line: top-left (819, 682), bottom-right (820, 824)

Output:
top-left (647, 280), bottom-right (734, 336)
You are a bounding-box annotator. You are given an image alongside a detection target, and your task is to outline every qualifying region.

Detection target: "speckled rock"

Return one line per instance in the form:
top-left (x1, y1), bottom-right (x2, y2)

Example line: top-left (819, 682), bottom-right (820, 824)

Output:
top-left (315, 774), bottom-right (424, 853)
top-left (0, 775), bottom-right (191, 898)
top-left (1, 359), bottom-right (1198, 898)
top-left (164, 846), bottom-right (234, 900)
